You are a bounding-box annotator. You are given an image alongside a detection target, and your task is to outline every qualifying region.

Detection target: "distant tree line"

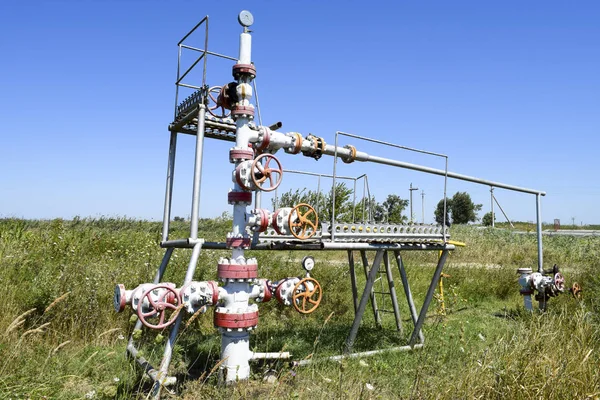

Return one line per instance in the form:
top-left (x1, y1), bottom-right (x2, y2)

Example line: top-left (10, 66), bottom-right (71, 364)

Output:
top-left (273, 183), bottom-right (409, 224)
top-left (273, 185), bottom-right (483, 226)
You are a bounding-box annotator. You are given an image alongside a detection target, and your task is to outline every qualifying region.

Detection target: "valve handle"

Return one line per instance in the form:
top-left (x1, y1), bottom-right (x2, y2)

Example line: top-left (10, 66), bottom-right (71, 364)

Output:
top-left (207, 86), bottom-right (231, 118)
top-left (137, 285), bottom-right (182, 330)
top-left (251, 153), bottom-right (283, 192)
top-left (292, 277), bottom-right (322, 314)
top-left (289, 203), bottom-right (318, 240)
top-left (571, 282), bottom-right (582, 299)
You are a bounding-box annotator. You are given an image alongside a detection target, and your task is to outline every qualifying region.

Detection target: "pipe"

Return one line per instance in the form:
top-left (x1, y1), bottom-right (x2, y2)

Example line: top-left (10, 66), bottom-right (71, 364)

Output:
top-left (295, 344), bottom-right (423, 366)
top-left (536, 194), bottom-right (543, 273)
top-left (249, 352), bottom-right (291, 360)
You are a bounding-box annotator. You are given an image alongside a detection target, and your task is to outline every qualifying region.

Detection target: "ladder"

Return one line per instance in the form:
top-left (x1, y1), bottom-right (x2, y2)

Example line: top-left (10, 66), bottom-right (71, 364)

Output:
top-left (348, 250), bottom-right (402, 332)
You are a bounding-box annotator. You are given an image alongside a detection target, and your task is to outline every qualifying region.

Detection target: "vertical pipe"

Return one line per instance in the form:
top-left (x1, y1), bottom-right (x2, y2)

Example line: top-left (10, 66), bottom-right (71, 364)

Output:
top-left (536, 193), bottom-right (543, 273)
top-left (345, 250), bottom-right (384, 353)
top-left (348, 250), bottom-right (358, 313)
top-left (491, 187), bottom-right (495, 228)
top-left (383, 251), bottom-right (402, 332)
top-left (409, 249), bottom-right (449, 346)
top-left (190, 104), bottom-right (207, 239)
top-left (153, 243), bottom-right (202, 398)
top-left (394, 251), bottom-right (423, 343)
top-left (161, 133), bottom-right (178, 242)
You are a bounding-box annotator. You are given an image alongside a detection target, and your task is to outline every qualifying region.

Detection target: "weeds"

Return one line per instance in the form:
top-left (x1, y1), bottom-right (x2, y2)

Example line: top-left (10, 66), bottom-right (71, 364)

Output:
top-left (0, 217), bottom-right (598, 398)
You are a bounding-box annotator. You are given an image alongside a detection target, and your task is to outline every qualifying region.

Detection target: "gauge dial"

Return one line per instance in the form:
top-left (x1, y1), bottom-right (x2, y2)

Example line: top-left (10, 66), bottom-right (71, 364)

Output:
top-left (238, 10), bottom-right (254, 27)
top-left (302, 256), bottom-right (315, 272)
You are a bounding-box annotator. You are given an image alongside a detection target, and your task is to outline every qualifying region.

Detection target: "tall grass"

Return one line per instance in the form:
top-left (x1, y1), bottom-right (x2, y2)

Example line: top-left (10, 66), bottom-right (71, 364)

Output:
top-left (0, 217), bottom-right (598, 398)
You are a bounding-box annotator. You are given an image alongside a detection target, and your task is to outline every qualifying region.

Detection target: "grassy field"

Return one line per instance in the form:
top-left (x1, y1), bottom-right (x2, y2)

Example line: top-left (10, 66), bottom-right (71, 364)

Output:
top-left (0, 217), bottom-right (599, 399)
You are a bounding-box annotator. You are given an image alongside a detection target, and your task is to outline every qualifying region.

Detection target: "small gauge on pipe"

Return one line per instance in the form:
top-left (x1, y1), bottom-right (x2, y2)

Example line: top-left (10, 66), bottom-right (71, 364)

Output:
top-left (301, 256), bottom-right (315, 272)
top-left (238, 10), bottom-right (254, 27)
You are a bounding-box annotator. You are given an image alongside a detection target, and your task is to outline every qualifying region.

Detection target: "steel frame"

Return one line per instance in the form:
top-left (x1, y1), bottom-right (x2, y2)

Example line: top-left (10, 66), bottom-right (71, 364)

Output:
top-left (122, 13), bottom-right (548, 398)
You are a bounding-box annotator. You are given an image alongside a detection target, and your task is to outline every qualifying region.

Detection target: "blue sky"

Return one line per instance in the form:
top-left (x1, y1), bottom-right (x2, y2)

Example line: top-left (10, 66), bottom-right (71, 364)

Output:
top-left (1, 1), bottom-right (599, 225)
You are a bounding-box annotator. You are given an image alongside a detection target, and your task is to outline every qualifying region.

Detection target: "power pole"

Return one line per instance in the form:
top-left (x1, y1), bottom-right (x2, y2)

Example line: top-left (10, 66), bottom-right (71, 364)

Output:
top-left (409, 183), bottom-right (419, 224)
top-left (421, 190), bottom-right (425, 223)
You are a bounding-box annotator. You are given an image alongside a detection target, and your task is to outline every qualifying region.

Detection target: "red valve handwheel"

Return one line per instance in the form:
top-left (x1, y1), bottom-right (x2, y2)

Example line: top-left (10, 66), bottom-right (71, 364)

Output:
top-left (554, 272), bottom-right (565, 291)
top-left (292, 277), bottom-right (322, 314)
top-left (251, 153), bottom-right (283, 192)
top-left (289, 203), bottom-right (318, 239)
top-left (208, 86), bottom-right (231, 118)
top-left (137, 285), bottom-right (182, 330)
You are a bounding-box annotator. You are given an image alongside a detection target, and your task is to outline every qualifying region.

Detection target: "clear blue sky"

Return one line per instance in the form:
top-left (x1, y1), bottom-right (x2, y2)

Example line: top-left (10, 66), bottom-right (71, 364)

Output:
top-left (1, 1), bottom-right (599, 225)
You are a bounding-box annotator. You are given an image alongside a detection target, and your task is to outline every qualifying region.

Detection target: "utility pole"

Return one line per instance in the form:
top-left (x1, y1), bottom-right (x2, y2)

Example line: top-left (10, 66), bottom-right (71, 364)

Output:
top-left (409, 183), bottom-right (419, 224)
top-left (421, 190), bottom-right (425, 223)
top-left (572, 217), bottom-right (575, 229)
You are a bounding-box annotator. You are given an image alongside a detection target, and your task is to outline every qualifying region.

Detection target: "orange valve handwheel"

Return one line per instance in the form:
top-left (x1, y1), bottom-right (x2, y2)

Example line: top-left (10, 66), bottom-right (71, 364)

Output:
top-left (289, 203), bottom-right (318, 239)
top-left (251, 153), bottom-right (283, 192)
top-left (137, 285), bottom-right (182, 330)
top-left (571, 282), bottom-right (582, 299)
top-left (292, 277), bottom-right (322, 314)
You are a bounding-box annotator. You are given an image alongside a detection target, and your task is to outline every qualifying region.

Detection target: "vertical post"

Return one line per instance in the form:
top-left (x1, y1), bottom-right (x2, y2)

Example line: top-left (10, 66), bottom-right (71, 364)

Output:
top-left (190, 104), bottom-right (207, 240)
top-left (316, 175), bottom-right (321, 218)
top-left (161, 133), bottom-right (178, 242)
top-left (362, 177), bottom-right (366, 222)
top-left (536, 193), bottom-right (543, 273)
top-left (345, 250), bottom-right (384, 353)
top-left (490, 187), bottom-right (495, 228)
top-left (332, 133), bottom-right (339, 241)
top-left (383, 251), bottom-right (402, 333)
top-left (409, 248), bottom-right (450, 346)
top-left (348, 250), bottom-right (358, 312)
top-left (352, 178), bottom-right (357, 222)
top-left (360, 251), bottom-right (381, 327)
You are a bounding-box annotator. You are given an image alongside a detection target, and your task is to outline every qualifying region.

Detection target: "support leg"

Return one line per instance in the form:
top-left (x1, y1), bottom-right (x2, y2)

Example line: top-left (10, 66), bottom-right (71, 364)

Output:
top-left (394, 251), bottom-right (424, 344)
top-left (383, 251), bottom-right (402, 333)
top-left (348, 250), bottom-right (358, 313)
top-left (360, 250), bottom-right (382, 327)
top-left (161, 134), bottom-right (178, 242)
top-left (345, 250), bottom-right (385, 353)
top-left (152, 242), bottom-right (203, 398)
top-left (409, 248), bottom-right (450, 346)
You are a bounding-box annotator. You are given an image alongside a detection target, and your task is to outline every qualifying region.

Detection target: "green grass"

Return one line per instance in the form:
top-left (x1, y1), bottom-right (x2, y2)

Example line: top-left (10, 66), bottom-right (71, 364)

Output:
top-left (0, 217), bottom-right (599, 399)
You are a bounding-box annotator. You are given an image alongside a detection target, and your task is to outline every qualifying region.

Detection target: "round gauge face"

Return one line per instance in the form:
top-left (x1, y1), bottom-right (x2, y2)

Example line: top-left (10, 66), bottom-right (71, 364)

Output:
top-left (302, 256), bottom-right (315, 271)
top-left (238, 10), bottom-right (254, 27)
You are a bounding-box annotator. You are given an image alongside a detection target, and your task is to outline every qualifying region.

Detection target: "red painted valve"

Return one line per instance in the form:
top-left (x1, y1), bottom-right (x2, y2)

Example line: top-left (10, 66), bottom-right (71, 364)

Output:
top-left (137, 285), bottom-right (182, 330)
top-left (251, 153), bottom-right (283, 192)
top-left (208, 86), bottom-right (231, 118)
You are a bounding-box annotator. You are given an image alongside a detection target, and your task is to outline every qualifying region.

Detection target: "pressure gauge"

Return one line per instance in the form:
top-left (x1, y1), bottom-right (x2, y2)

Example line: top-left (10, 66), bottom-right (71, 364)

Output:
top-left (238, 10), bottom-right (254, 27)
top-left (301, 256), bottom-right (315, 272)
